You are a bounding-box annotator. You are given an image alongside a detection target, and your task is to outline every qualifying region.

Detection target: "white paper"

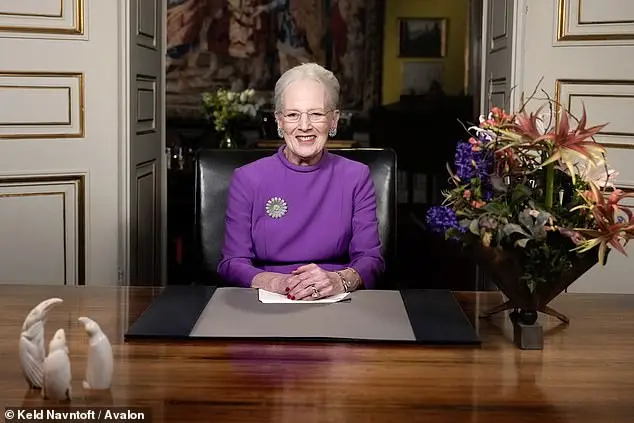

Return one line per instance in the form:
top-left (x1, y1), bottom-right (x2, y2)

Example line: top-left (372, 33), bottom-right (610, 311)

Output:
top-left (257, 289), bottom-right (350, 304)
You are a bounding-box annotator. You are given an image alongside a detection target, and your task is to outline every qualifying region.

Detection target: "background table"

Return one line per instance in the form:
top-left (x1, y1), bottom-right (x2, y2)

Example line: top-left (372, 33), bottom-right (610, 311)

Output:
top-left (1, 285), bottom-right (633, 423)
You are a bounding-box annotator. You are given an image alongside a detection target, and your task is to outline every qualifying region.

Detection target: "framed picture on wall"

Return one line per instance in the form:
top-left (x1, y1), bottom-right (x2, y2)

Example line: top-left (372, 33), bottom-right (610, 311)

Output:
top-left (398, 18), bottom-right (447, 58)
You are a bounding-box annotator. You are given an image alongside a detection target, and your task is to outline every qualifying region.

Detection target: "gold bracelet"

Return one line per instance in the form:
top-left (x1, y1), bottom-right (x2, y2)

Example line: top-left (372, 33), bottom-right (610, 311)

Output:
top-left (336, 270), bottom-right (351, 293)
top-left (346, 267), bottom-right (361, 289)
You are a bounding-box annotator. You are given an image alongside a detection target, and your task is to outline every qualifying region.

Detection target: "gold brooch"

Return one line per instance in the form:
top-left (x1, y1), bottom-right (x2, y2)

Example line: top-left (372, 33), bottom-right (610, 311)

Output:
top-left (265, 197), bottom-right (287, 219)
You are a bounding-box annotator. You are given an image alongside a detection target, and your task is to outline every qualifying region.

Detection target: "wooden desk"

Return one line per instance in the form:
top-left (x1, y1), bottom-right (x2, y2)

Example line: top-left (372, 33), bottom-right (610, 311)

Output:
top-left (2, 285), bottom-right (633, 422)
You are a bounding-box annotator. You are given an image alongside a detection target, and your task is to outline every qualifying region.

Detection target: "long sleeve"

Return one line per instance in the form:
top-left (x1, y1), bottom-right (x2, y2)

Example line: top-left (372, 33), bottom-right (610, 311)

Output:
top-left (348, 165), bottom-right (385, 288)
top-left (216, 168), bottom-right (264, 287)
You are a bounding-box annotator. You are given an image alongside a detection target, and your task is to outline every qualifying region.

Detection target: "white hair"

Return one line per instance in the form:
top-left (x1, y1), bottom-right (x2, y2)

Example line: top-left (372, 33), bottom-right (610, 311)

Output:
top-left (274, 63), bottom-right (341, 112)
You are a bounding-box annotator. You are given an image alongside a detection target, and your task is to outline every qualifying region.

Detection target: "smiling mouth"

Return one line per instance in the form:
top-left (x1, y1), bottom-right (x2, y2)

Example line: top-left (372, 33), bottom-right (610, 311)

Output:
top-left (296, 135), bottom-right (316, 143)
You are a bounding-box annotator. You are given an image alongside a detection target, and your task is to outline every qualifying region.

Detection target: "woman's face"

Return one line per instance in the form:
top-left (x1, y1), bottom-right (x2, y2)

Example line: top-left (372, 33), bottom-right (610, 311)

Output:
top-left (277, 79), bottom-right (339, 164)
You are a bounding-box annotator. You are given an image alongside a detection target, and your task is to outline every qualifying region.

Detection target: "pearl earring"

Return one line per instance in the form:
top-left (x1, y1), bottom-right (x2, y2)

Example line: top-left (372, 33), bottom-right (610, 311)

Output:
top-left (328, 127), bottom-right (337, 137)
top-left (277, 127), bottom-right (284, 138)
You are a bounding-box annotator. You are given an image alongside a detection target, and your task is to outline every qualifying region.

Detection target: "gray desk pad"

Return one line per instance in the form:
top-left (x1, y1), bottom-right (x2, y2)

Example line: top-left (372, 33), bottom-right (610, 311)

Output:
top-left (124, 285), bottom-right (481, 345)
top-left (190, 288), bottom-right (416, 341)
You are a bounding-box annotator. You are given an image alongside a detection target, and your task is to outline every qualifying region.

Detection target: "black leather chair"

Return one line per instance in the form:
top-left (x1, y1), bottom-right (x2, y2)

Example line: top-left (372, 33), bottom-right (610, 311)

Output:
top-left (193, 148), bottom-right (397, 289)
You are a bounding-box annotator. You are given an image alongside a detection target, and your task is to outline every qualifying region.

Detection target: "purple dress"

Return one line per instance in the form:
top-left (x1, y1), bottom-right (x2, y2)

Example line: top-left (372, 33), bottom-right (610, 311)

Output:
top-left (217, 146), bottom-right (385, 288)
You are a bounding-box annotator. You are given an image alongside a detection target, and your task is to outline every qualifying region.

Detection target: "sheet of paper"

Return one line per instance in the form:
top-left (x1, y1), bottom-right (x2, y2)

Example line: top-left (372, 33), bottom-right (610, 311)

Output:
top-left (258, 289), bottom-right (350, 304)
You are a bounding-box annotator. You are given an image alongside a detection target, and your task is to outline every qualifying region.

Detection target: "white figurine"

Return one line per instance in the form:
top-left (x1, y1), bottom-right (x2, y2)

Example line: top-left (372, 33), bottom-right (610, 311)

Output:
top-left (42, 328), bottom-right (72, 402)
top-left (78, 316), bottom-right (113, 390)
top-left (19, 298), bottom-right (63, 389)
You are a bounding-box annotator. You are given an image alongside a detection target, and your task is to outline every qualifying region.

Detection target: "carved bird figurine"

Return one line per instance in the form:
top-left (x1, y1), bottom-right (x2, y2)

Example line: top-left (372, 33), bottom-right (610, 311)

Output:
top-left (19, 298), bottom-right (63, 389)
top-left (42, 328), bottom-right (72, 402)
top-left (78, 316), bottom-right (113, 390)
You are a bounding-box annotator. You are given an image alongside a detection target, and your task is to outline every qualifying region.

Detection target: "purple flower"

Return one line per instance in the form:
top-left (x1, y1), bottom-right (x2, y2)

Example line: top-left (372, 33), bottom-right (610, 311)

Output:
top-left (454, 141), bottom-right (492, 182)
top-left (426, 206), bottom-right (464, 235)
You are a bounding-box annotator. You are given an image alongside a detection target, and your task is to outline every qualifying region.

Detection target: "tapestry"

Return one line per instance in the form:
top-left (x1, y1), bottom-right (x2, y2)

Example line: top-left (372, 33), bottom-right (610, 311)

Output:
top-left (165, 0), bottom-right (383, 119)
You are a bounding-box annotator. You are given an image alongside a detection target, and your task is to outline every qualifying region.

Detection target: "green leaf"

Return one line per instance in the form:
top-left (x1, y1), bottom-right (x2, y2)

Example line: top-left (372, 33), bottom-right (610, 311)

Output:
top-left (519, 209), bottom-right (533, 229)
top-left (445, 227), bottom-right (462, 240)
top-left (459, 219), bottom-right (471, 228)
top-left (469, 219), bottom-right (480, 235)
top-left (503, 223), bottom-right (530, 238)
top-left (482, 201), bottom-right (510, 215)
top-left (511, 184), bottom-right (532, 203)
top-left (515, 238), bottom-right (530, 248)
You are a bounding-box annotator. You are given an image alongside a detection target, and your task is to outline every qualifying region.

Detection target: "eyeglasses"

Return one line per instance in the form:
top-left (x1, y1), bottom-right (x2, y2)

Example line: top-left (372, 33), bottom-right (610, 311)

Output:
top-left (278, 110), bottom-right (332, 123)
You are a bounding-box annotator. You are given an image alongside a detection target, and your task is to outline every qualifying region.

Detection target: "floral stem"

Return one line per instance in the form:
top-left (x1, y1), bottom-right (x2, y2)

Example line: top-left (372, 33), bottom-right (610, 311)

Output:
top-left (544, 161), bottom-right (555, 209)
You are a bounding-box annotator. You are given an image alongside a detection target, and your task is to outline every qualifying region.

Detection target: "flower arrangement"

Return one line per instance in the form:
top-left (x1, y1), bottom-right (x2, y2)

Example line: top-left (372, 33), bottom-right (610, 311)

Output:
top-left (201, 88), bottom-right (262, 133)
top-left (426, 90), bottom-right (634, 294)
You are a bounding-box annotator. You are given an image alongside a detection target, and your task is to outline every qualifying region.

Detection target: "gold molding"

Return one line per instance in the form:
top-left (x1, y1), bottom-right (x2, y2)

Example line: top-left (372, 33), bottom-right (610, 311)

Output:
top-left (555, 79), bottom-right (634, 149)
top-left (0, 174), bottom-right (85, 285)
top-left (0, 71), bottom-right (85, 139)
top-left (0, 85), bottom-right (71, 126)
top-left (567, 93), bottom-right (634, 140)
top-left (557, 0), bottom-right (634, 41)
top-left (578, 0), bottom-right (634, 25)
top-left (0, 0), bottom-right (84, 35)
top-left (0, 1), bottom-right (63, 18)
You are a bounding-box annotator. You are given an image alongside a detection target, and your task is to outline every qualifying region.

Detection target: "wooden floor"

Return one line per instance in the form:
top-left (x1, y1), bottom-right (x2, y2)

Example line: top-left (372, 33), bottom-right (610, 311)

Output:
top-left (1, 285), bottom-right (633, 423)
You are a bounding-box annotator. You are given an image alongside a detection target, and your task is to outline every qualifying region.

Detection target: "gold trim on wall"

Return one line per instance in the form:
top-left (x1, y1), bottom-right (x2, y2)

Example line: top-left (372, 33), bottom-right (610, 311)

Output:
top-left (555, 79), bottom-right (634, 150)
top-left (578, 0), bottom-right (634, 25)
top-left (557, 0), bottom-right (634, 41)
top-left (0, 0), bottom-right (84, 35)
top-left (0, 174), bottom-right (85, 285)
top-left (0, 71), bottom-right (85, 139)
top-left (568, 93), bottom-right (634, 138)
top-left (0, 85), bottom-right (71, 126)
top-left (0, 0), bottom-right (63, 18)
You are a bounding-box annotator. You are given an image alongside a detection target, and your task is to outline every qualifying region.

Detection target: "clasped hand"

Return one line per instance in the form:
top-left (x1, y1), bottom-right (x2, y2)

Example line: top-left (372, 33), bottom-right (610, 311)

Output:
top-left (283, 264), bottom-right (343, 301)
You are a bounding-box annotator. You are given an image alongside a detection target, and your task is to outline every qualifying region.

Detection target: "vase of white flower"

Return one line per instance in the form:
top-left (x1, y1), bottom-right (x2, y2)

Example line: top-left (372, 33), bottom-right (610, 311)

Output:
top-left (201, 88), bottom-right (263, 148)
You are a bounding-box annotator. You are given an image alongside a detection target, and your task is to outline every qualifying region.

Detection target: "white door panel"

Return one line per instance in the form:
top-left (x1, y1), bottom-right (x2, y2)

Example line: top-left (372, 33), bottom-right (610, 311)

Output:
top-left (0, 0), bottom-right (119, 285)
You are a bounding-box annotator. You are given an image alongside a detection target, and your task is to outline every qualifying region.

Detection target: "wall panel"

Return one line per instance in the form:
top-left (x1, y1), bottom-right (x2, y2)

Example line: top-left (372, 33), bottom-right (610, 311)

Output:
top-left (556, 79), bottom-right (634, 185)
top-left (557, 0), bottom-right (634, 42)
top-left (0, 175), bottom-right (84, 285)
top-left (0, 72), bottom-right (84, 139)
top-left (0, 0), bottom-right (84, 36)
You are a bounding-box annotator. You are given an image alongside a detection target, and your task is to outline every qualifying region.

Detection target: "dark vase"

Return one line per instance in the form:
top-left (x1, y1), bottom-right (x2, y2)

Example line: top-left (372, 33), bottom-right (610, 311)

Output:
top-left (471, 241), bottom-right (601, 324)
top-left (218, 130), bottom-right (237, 148)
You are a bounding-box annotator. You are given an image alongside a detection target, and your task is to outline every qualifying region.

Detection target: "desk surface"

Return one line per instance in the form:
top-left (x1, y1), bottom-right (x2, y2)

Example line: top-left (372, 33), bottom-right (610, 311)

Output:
top-left (1, 285), bottom-right (633, 423)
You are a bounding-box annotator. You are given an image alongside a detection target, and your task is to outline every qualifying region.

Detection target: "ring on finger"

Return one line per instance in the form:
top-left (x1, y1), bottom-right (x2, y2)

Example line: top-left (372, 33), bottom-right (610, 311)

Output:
top-left (311, 285), bottom-right (320, 298)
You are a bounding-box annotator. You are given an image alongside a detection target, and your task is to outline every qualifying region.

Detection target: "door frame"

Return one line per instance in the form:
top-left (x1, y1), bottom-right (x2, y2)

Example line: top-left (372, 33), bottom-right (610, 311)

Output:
top-left (117, 0), bottom-right (168, 286)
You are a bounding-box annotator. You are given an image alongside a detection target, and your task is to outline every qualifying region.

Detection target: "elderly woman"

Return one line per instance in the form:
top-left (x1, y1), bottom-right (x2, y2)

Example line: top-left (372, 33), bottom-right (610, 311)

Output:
top-left (217, 63), bottom-right (384, 300)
